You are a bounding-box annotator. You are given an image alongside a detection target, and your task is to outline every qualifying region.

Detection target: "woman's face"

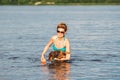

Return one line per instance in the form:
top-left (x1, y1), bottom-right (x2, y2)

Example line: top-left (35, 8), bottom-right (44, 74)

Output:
top-left (57, 28), bottom-right (65, 38)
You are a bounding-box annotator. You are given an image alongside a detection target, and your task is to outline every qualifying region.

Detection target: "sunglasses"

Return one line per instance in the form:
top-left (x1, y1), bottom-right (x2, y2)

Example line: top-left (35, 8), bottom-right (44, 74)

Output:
top-left (57, 30), bottom-right (65, 34)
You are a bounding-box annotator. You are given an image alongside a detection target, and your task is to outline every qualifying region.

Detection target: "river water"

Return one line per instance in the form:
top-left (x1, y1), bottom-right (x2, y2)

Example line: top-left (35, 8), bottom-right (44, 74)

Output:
top-left (0, 5), bottom-right (120, 80)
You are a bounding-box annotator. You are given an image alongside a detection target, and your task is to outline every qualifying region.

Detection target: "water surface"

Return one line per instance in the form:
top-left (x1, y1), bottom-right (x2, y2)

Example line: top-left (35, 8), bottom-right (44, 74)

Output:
top-left (0, 5), bottom-right (120, 80)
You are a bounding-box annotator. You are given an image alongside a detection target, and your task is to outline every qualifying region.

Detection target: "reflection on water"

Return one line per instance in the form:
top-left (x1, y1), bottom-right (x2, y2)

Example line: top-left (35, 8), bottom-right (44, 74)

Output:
top-left (41, 62), bottom-right (70, 80)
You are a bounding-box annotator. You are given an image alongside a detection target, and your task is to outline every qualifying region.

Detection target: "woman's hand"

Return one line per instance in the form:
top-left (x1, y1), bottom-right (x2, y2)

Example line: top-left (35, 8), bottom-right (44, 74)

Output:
top-left (54, 58), bottom-right (61, 61)
top-left (54, 57), bottom-right (70, 61)
top-left (41, 55), bottom-right (46, 65)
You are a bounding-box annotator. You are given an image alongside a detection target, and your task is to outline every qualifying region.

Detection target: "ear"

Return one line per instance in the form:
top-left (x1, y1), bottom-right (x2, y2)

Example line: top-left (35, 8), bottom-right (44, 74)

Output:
top-left (49, 51), bottom-right (53, 54)
top-left (48, 51), bottom-right (53, 60)
top-left (50, 57), bottom-right (53, 61)
top-left (60, 51), bottom-right (62, 54)
top-left (62, 52), bottom-right (66, 56)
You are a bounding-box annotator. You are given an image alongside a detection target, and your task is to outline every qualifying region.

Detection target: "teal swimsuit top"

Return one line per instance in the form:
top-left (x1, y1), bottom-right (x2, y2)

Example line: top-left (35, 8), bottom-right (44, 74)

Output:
top-left (52, 37), bottom-right (66, 52)
top-left (53, 44), bottom-right (66, 52)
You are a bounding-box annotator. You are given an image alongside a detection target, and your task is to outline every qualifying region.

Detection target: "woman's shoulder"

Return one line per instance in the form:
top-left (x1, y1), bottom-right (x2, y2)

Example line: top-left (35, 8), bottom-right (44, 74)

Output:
top-left (51, 35), bottom-right (57, 40)
top-left (64, 36), bottom-right (69, 41)
top-left (65, 38), bottom-right (70, 43)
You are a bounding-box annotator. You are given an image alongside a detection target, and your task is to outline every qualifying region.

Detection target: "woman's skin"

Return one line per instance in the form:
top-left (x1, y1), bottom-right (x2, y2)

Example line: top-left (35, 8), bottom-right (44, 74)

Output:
top-left (40, 23), bottom-right (71, 64)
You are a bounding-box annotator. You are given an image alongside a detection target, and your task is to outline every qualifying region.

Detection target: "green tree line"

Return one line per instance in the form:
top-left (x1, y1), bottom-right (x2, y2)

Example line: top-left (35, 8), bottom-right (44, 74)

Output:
top-left (0, 0), bottom-right (120, 5)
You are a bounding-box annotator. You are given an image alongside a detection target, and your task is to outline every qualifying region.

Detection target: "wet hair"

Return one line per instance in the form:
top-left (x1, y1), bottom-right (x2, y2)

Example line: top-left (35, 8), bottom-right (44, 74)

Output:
top-left (57, 22), bottom-right (68, 32)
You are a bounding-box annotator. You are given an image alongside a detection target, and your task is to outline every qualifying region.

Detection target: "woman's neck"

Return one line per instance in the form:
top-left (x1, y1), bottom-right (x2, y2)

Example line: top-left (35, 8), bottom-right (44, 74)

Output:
top-left (57, 37), bottom-right (64, 41)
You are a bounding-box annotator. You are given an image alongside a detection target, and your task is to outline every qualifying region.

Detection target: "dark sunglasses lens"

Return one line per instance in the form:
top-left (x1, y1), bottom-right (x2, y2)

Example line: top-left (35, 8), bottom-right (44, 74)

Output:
top-left (57, 30), bottom-right (60, 33)
top-left (57, 30), bottom-right (64, 34)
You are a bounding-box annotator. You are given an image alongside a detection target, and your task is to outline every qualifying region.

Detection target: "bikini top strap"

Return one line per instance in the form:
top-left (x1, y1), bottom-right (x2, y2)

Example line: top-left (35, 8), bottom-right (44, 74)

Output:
top-left (63, 37), bottom-right (66, 46)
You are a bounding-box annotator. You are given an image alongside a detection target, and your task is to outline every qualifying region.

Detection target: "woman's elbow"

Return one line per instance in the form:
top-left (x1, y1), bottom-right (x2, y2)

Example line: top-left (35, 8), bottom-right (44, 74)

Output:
top-left (66, 56), bottom-right (70, 60)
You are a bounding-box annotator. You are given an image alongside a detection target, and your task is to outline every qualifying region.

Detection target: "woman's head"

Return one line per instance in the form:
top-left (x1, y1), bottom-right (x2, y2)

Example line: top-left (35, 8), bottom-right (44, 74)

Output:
top-left (57, 22), bottom-right (68, 38)
top-left (57, 22), bottom-right (68, 32)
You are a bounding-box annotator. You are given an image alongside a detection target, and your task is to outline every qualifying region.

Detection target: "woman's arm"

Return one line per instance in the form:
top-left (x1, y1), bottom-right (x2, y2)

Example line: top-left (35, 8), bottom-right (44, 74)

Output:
top-left (65, 38), bottom-right (71, 60)
top-left (41, 37), bottom-right (53, 62)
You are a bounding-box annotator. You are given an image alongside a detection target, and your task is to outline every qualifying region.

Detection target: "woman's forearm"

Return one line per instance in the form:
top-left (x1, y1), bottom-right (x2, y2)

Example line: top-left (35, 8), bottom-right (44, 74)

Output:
top-left (61, 57), bottom-right (70, 60)
top-left (55, 56), bottom-right (70, 61)
top-left (41, 45), bottom-right (49, 56)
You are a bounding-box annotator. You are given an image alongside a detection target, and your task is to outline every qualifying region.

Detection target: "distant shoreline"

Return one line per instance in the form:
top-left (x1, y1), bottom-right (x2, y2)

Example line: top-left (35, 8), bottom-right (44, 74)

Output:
top-left (0, 0), bottom-right (120, 5)
top-left (0, 3), bottom-right (120, 6)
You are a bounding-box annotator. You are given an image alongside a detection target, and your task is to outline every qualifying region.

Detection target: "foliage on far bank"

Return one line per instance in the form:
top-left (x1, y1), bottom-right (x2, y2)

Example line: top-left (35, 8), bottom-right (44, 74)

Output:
top-left (0, 0), bottom-right (120, 5)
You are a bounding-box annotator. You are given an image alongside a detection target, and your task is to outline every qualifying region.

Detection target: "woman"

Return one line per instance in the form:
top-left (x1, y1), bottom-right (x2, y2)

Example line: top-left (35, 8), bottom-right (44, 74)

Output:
top-left (40, 22), bottom-right (71, 64)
